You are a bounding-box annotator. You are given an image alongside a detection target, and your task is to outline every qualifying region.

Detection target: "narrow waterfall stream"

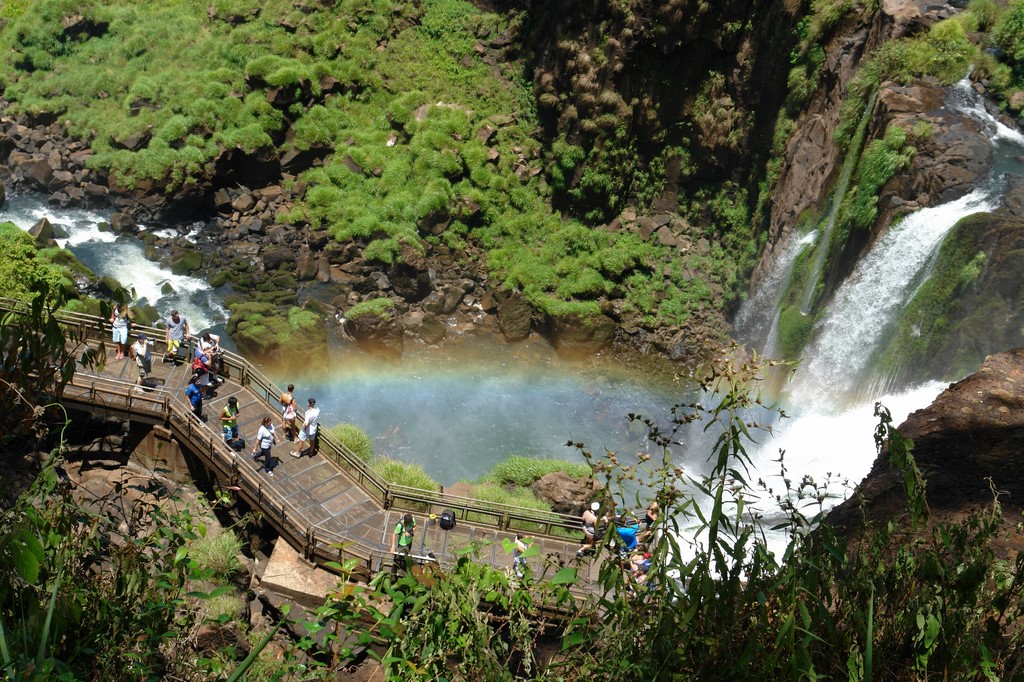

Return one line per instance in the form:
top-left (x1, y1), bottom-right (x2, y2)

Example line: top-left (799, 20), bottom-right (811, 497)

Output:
top-left (799, 91), bottom-right (878, 315)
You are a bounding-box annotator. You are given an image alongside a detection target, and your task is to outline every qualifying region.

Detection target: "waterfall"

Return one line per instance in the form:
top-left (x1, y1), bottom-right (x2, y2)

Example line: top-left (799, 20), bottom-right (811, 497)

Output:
top-left (733, 231), bottom-right (817, 357)
top-left (728, 79), bottom-right (1024, 558)
top-left (788, 188), bottom-right (997, 407)
top-left (798, 91), bottom-right (878, 315)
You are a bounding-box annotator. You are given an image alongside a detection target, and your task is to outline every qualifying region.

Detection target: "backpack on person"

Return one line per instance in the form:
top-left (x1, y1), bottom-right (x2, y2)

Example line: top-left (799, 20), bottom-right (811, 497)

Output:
top-left (192, 356), bottom-right (208, 374)
top-left (439, 509), bottom-right (456, 531)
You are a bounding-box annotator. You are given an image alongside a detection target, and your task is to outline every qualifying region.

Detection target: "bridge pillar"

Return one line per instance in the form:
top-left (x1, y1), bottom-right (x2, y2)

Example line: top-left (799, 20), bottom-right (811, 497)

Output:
top-left (131, 423), bottom-right (192, 483)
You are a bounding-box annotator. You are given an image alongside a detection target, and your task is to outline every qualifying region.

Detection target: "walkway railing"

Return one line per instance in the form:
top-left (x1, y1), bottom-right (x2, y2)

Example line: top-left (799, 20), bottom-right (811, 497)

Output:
top-left (3, 298), bottom-right (584, 559)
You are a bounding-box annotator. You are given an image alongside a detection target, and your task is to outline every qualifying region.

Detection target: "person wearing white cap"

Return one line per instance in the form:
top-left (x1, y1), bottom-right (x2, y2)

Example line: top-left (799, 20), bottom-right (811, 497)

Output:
top-left (576, 501), bottom-right (603, 558)
top-left (130, 333), bottom-right (154, 388)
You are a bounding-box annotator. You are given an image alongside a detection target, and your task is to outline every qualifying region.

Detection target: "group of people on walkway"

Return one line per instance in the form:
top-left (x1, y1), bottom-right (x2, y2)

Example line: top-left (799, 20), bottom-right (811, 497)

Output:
top-left (575, 499), bottom-right (659, 589)
top-left (109, 305), bottom-right (322, 478)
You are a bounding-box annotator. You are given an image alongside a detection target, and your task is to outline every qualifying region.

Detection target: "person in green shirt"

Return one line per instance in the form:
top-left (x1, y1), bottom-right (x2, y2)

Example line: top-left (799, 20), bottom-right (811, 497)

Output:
top-left (390, 513), bottom-right (416, 573)
top-left (220, 397), bottom-right (239, 444)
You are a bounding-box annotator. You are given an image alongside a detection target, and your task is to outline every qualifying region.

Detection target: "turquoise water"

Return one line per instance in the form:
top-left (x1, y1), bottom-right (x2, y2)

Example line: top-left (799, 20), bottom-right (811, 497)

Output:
top-left (270, 340), bottom-right (683, 485)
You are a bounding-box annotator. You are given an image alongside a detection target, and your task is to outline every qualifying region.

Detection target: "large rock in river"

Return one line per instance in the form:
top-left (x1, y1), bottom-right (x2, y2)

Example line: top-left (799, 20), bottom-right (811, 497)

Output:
top-left (827, 348), bottom-right (1024, 537)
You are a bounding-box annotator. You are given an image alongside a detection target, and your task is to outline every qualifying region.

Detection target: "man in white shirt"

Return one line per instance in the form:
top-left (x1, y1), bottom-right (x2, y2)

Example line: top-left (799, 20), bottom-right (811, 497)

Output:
top-left (163, 310), bottom-right (190, 362)
top-left (291, 397), bottom-right (320, 458)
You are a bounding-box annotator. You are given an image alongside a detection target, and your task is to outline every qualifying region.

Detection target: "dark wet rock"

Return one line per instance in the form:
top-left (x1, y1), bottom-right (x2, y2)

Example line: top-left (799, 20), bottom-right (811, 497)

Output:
top-left (261, 245), bottom-right (296, 272)
top-left (827, 348), bottom-right (1024, 536)
top-left (27, 217), bottom-right (55, 244)
top-left (109, 212), bottom-right (138, 234)
top-left (495, 290), bottom-right (534, 342)
top-left (403, 310), bottom-right (446, 345)
top-left (544, 312), bottom-right (617, 353)
top-left (343, 303), bottom-right (404, 355)
top-left (531, 472), bottom-right (600, 517)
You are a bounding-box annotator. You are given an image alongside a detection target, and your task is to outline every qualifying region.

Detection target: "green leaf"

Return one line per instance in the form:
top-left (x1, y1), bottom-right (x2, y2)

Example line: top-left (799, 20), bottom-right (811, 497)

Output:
top-left (12, 535), bottom-right (41, 584)
top-left (550, 567), bottom-right (577, 585)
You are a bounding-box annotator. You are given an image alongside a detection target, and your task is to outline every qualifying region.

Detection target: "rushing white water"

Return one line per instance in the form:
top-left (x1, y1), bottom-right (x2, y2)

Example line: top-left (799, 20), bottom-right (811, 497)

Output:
top-left (788, 188), bottom-right (997, 407)
top-left (1, 195), bottom-right (228, 332)
top-left (734, 231), bottom-right (817, 357)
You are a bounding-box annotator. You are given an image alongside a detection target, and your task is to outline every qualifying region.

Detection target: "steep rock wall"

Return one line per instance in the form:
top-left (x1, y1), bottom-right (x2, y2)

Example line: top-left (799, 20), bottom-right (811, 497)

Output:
top-left (757, 0), bottom-right (971, 288)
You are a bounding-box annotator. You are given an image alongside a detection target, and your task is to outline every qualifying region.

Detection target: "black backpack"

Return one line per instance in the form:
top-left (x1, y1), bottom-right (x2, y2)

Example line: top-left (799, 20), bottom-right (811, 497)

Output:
top-left (439, 510), bottom-right (456, 531)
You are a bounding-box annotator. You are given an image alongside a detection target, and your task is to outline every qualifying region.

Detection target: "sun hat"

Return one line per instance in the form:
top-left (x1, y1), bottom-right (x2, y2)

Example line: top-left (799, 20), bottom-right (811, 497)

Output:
top-left (590, 501), bottom-right (600, 511)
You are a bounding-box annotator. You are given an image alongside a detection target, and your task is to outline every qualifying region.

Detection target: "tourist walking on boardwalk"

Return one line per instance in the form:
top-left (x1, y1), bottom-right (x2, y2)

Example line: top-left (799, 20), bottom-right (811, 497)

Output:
top-left (199, 332), bottom-right (223, 383)
top-left (576, 501), bottom-right (602, 558)
top-left (252, 415), bottom-right (279, 477)
top-left (129, 333), bottom-right (154, 389)
top-left (280, 384), bottom-right (297, 441)
top-left (192, 346), bottom-right (214, 398)
top-left (163, 310), bottom-right (190, 363)
top-left (220, 396), bottom-right (240, 445)
top-left (110, 303), bottom-right (129, 360)
top-left (185, 374), bottom-right (205, 421)
top-left (513, 533), bottom-right (530, 579)
top-left (290, 397), bottom-right (320, 458)
top-left (391, 513), bottom-right (416, 574)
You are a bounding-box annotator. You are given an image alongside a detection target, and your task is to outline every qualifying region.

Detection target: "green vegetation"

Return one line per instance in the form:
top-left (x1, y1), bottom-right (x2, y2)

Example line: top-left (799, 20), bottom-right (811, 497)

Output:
top-left (0, 455), bottom-right (238, 680)
top-left (325, 423), bottom-right (374, 463)
top-left (372, 455), bottom-right (441, 492)
top-left (344, 297), bottom-right (395, 320)
top-left (188, 529), bottom-right (243, 578)
top-left (483, 455), bottom-right (592, 487)
top-left (836, 124), bottom-right (914, 236)
top-left (0, 223), bottom-right (75, 301)
top-left (0, 0), bottom-right (710, 330)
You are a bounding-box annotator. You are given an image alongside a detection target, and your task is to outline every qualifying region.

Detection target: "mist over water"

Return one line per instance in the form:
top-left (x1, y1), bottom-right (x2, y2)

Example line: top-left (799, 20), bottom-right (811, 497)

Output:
top-left (267, 341), bottom-right (683, 485)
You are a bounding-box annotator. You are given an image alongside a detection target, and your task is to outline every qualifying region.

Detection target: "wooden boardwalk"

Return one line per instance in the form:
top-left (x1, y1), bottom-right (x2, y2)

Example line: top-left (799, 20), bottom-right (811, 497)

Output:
top-left (48, 306), bottom-right (603, 592)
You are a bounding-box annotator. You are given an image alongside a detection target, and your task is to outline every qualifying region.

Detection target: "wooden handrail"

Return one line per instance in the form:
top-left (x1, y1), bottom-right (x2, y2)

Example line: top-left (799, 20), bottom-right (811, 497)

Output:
top-left (3, 299), bottom-right (591, 549)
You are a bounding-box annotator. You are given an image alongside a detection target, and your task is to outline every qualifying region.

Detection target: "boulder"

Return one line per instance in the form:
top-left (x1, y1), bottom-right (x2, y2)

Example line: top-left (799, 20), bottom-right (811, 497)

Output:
top-left (27, 217), bottom-right (55, 244)
top-left (827, 347), bottom-right (1024, 538)
top-left (531, 472), bottom-right (599, 517)
top-left (544, 312), bottom-right (617, 354)
top-left (403, 310), bottom-right (446, 345)
top-left (495, 290), bottom-right (533, 342)
top-left (344, 304), bottom-right (404, 355)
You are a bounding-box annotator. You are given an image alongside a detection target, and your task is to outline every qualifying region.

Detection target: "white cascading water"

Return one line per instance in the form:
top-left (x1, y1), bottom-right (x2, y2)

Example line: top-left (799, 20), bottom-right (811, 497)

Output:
top-left (731, 81), bottom-right (1024, 557)
top-left (2, 196), bottom-right (228, 332)
top-left (787, 188), bottom-right (997, 406)
top-left (733, 231), bottom-right (817, 358)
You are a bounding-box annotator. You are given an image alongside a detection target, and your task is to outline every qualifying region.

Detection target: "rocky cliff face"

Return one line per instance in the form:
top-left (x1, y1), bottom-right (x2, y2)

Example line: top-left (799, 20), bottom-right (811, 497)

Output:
top-left (759, 0), bottom-right (981, 287)
top-left (827, 347), bottom-right (1024, 548)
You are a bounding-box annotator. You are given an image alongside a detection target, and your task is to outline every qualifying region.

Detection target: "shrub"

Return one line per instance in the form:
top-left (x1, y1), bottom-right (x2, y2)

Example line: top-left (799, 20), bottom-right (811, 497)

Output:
top-left (189, 530), bottom-right (243, 577)
top-left (484, 455), bottom-right (593, 487)
top-left (345, 297), bottom-right (395, 319)
top-left (197, 589), bottom-right (247, 623)
top-left (372, 456), bottom-right (441, 492)
top-left (326, 423), bottom-right (374, 463)
top-left (994, 0), bottom-right (1024, 65)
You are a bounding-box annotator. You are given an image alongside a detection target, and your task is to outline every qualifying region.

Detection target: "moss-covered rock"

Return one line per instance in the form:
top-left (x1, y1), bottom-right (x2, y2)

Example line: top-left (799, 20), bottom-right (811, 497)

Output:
top-left (777, 304), bottom-right (814, 360)
top-left (226, 301), bottom-right (327, 357)
top-left (164, 246), bottom-right (204, 275)
top-left (878, 209), bottom-right (1024, 385)
top-left (343, 297), bottom-right (403, 355)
